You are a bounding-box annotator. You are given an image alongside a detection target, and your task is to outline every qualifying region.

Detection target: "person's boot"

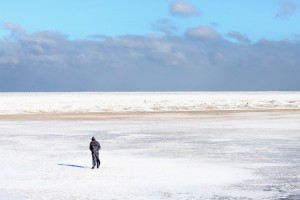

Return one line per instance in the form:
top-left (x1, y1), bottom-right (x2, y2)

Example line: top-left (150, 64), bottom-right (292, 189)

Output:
top-left (97, 162), bottom-right (100, 168)
top-left (91, 166), bottom-right (95, 169)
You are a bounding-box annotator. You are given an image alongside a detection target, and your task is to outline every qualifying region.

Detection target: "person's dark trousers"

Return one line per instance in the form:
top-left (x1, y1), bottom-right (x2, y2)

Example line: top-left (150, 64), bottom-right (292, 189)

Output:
top-left (92, 152), bottom-right (100, 168)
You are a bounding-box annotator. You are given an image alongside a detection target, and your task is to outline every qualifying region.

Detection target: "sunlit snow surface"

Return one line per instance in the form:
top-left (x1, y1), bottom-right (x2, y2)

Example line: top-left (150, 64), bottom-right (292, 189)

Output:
top-left (0, 92), bottom-right (300, 200)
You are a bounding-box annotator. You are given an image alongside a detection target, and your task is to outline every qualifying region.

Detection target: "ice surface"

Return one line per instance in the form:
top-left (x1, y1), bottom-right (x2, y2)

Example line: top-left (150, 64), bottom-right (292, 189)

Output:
top-left (0, 112), bottom-right (300, 199)
top-left (0, 92), bottom-right (299, 114)
top-left (0, 92), bottom-right (299, 199)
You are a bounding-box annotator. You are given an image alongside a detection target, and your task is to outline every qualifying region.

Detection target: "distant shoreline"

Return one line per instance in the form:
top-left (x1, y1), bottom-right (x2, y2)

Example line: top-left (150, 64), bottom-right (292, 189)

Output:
top-left (1, 109), bottom-right (300, 121)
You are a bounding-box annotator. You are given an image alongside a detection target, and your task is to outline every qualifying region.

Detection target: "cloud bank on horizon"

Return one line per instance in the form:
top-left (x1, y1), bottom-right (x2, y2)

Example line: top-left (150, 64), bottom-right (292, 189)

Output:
top-left (0, 0), bottom-right (299, 91)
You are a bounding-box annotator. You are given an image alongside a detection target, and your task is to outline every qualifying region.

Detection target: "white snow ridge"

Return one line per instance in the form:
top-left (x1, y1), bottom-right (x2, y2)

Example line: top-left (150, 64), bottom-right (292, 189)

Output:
top-left (0, 92), bottom-right (299, 114)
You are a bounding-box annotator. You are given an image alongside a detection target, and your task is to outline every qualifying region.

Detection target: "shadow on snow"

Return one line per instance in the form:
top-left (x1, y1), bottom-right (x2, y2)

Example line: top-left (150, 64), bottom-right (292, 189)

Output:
top-left (57, 164), bottom-right (88, 168)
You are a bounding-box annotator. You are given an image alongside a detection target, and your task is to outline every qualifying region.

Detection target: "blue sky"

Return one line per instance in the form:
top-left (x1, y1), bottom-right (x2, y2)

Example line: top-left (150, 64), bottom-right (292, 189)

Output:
top-left (1, 0), bottom-right (299, 40)
top-left (0, 0), bottom-right (299, 91)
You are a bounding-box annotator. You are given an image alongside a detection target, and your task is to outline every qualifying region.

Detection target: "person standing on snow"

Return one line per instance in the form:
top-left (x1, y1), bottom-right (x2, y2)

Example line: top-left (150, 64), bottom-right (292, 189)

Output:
top-left (89, 136), bottom-right (101, 169)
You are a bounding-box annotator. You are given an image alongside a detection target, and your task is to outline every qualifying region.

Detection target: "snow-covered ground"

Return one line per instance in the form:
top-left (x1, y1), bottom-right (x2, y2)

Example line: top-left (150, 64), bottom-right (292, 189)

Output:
top-left (0, 112), bottom-right (300, 199)
top-left (0, 92), bottom-right (299, 199)
top-left (0, 92), bottom-right (299, 114)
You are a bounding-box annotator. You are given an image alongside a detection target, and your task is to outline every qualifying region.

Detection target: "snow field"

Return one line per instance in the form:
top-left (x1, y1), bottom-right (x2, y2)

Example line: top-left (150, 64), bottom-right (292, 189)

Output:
top-left (0, 112), bottom-right (300, 199)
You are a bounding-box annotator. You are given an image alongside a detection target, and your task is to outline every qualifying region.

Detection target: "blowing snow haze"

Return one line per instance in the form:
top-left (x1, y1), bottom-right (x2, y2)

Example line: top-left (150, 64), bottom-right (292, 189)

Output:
top-left (0, 0), bottom-right (299, 91)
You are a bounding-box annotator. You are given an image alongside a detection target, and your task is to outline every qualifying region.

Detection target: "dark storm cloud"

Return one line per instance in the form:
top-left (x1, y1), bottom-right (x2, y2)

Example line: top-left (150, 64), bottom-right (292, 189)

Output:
top-left (0, 24), bottom-right (300, 91)
top-left (275, 0), bottom-right (297, 19)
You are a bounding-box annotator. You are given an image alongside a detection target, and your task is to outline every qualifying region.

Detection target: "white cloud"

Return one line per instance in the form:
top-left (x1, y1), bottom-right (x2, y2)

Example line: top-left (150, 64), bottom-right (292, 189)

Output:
top-left (1, 22), bottom-right (25, 32)
top-left (170, 1), bottom-right (200, 17)
top-left (152, 19), bottom-right (178, 35)
top-left (185, 26), bottom-right (220, 40)
top-left (227, 31), bottom-right (251, 44)
top-left (275, 0), bottom-right (297, 19)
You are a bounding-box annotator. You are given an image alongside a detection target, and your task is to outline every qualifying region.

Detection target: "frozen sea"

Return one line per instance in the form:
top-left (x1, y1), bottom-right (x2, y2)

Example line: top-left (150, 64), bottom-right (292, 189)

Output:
top-left (0, 92), bottom-right (300, 200)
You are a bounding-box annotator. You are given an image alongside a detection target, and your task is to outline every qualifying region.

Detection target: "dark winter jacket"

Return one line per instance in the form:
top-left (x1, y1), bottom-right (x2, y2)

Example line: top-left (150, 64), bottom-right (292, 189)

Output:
top-left (89, 140), bottom-right (101, 153)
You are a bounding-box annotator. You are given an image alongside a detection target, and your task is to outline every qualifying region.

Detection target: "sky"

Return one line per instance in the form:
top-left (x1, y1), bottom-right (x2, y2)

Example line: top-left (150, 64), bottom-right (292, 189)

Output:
top-left (0, 0), bottom-right (299, 91)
